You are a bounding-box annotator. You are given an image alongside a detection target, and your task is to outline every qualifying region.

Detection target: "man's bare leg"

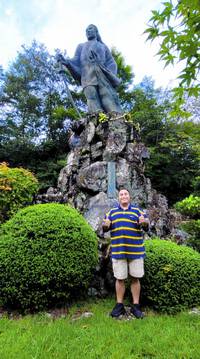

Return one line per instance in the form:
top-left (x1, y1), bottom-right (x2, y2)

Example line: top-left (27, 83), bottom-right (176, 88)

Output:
top-left (116, 279), bottom-right (126, 303)
top-left (110, 279), bottom-right (126, 317)
top-left (131, 277), bottom-right (140, 304)
top-left (130, 277), bottom-right (144, 318)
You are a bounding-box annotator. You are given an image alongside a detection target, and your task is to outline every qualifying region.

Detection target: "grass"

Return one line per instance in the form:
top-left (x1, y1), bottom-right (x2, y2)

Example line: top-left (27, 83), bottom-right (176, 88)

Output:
top-left (0, 298), bottom-right (199, 359)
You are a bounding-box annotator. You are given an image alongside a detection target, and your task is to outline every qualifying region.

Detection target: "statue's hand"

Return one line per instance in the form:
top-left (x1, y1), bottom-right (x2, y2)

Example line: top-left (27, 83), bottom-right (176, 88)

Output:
top-left (56, 54), bottom-right (64, 61)
top-left (56, 54), bottom-right (69, 66)
top-left (91, 50), bottom-right (97, 58)
top-left (89, 50), bottom-right (98, 62)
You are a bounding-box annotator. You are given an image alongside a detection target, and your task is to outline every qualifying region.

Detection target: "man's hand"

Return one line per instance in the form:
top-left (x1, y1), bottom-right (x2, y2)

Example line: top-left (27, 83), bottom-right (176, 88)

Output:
top-left (139, 215), bottom-right (145, 224)
top-left (103, 218), bottom-right (111, 228)
top-left (139, 215), bottom-right (149, 228)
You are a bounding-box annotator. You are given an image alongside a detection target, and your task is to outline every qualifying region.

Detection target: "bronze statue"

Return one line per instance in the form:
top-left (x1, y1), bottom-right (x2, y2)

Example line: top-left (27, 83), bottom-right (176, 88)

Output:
top-left (58, 24), bottom-right (122, 114)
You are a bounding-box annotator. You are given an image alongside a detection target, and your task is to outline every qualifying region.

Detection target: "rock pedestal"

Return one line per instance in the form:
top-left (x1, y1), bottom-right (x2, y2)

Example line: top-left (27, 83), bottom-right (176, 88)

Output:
top-left (39, 114), bottom-right (171, 237)
top-left (36, 114), bottom-right (177, 296)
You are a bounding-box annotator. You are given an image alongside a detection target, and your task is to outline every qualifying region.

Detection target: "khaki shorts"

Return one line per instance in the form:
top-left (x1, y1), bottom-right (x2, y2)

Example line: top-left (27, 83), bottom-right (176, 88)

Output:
top-left (112, 258), bottom-right (144, 279)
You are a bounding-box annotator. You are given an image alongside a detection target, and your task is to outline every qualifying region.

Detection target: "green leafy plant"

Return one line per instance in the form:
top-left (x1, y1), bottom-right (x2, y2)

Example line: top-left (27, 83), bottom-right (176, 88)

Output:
top-left (142, 239), bottom-right (200, 313)
top-left (98, 112), bottom-right (108, 123)
top-left (0, 162), bottom-right (38, 223)
top-left (0, 203), bottom-right (98, 311)
top-left (175, 195), bottom-right (200, 218)
top-left (175, 195), bottom-right (200, 251)
top-left (181, 220), bottom-right (200, 252)
top-left (192, 176), bottom-right (200, 196)
top-left (145, 0), bottom-right (200, 117)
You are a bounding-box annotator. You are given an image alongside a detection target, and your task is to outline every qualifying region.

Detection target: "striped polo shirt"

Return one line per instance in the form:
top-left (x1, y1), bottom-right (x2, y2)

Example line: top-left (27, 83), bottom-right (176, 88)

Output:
top-left (106, 204), bottom-right (147, 260)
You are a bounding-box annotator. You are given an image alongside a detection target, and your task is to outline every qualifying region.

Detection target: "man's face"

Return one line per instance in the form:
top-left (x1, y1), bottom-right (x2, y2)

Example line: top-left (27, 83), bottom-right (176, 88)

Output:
top-left (86, 25), bottom-right (97, 40)
top-left (118, 189), bottom-right (130, 206)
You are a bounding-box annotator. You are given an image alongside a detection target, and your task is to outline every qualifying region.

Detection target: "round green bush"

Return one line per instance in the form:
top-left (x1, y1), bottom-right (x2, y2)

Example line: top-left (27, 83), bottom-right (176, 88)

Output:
top-left (0, 203), bottom-right (98, 311)
top-left (142, 239), bottom-right (200, 313)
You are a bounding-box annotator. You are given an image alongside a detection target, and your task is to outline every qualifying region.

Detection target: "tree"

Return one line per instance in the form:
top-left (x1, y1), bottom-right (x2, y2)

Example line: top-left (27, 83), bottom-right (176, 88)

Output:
top-left (145, 129), bottom-right (200, 204)
top-left (0, 41), bottom-right (85, 191)
top-left (145, 0), bottom-right (200, 116)
top-left (112, 48), bottom-right (135, 111)
top-left (129, 77), bottom-right (200, 204)
top-left (0, 41), bottom-right (84, 146)
top-left (184, 95), bottom-right (200, 122)
top-left (130, 77), bottom-right (171, 145)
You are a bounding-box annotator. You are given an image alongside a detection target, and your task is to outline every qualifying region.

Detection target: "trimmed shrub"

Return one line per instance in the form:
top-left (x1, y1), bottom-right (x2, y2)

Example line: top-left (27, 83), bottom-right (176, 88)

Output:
top-left (0, 203), bottom-right (98, 311)
top-left (142, 239), bottom-right (200, 313)
top-left (175, 195), bottom-right (200, 219)
top-left (0, 162), bottom-right (38, 223)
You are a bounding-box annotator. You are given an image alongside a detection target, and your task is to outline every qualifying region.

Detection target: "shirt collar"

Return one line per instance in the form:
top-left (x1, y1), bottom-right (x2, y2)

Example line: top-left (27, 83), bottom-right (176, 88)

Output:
top-left (118, 203), bottom-right (131, 210)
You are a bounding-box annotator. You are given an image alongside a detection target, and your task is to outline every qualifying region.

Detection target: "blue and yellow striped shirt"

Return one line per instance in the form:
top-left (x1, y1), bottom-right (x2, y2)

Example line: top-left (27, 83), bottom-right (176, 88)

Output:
top-left (105, 204), bottom-right (147, 260)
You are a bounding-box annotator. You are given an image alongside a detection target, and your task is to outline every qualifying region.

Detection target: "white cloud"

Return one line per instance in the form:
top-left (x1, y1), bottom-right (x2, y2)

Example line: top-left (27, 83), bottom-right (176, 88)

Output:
top-left (0, 11), bottom-right (23, 67)
top-left (5, 7), bottom-right (14, 16)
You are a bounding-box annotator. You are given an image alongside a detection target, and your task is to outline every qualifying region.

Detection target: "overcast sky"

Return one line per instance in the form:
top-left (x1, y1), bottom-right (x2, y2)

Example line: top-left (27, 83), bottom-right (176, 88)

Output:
top-left (0, 0), bottom-right (181, 88)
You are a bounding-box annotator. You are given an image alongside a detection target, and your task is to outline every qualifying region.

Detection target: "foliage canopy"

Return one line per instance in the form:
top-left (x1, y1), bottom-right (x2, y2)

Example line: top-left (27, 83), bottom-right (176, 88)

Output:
top-left (145, 0), bottom-right (200, 116)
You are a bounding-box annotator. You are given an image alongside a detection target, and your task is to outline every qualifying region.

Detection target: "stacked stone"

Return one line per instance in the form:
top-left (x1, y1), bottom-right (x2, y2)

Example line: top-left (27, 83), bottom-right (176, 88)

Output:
top-left (53, 115), bottom-right (169, 237)
top-left (37, 114), bottom-right (171, 237)
top-left (36, 114), bottom-right (182, 296)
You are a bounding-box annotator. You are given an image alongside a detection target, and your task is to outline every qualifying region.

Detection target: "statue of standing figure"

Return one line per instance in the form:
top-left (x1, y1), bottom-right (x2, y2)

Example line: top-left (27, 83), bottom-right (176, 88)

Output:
top-left (58, 24), bottom-right (122, 114)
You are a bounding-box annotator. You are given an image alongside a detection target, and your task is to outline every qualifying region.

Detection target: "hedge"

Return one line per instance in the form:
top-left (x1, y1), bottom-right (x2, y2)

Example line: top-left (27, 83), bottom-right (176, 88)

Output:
top-left (142, 239), bottom-right (200, 313)
top-left (0, 203), bottom-right (98, 311)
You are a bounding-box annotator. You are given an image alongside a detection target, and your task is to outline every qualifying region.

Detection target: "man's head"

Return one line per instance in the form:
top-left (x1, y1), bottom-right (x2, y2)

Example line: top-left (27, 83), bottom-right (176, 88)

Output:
top-left (86, 24), bottom-right (102, 42)
top-left (118, 188), bottom-right (131, 207)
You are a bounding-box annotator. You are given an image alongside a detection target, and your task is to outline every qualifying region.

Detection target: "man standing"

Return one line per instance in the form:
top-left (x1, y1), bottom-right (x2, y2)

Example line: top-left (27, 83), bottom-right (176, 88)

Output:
top-left (57, 24), bottom-right (122, 114)
top-left (103, 188), bottom-right (149, 318)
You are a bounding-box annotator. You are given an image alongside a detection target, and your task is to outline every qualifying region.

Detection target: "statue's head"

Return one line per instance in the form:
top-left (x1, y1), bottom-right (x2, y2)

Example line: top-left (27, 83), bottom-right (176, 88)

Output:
top-left (86, 24), bottom-right (102, 42)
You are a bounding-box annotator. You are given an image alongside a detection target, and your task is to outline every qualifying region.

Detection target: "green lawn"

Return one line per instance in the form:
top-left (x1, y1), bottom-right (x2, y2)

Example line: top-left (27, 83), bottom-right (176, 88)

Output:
top-left (0, 299), bottom-right (199, 359)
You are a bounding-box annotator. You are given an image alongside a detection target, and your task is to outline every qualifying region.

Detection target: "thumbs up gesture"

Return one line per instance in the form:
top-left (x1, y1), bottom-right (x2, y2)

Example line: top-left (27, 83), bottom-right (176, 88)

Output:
top-left (103, 217), bottom-right (111, 228)
top-left (103, 214), bottom-right (111, 230)
top-left (139, 214), bottom-right (149, 228)
top-left (139, 215), bottom-right (145, 224)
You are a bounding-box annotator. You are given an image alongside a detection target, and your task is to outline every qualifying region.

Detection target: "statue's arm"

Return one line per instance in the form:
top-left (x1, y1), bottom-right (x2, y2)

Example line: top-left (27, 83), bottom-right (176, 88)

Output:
top-left (58, 44), bottom-right (82, 67)
top-left (69, 44), bottom-right (83, 67)
top-left (104, 46), bottom-right (117, 74)
top-left (57, 44), bottom-right (83, 83)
